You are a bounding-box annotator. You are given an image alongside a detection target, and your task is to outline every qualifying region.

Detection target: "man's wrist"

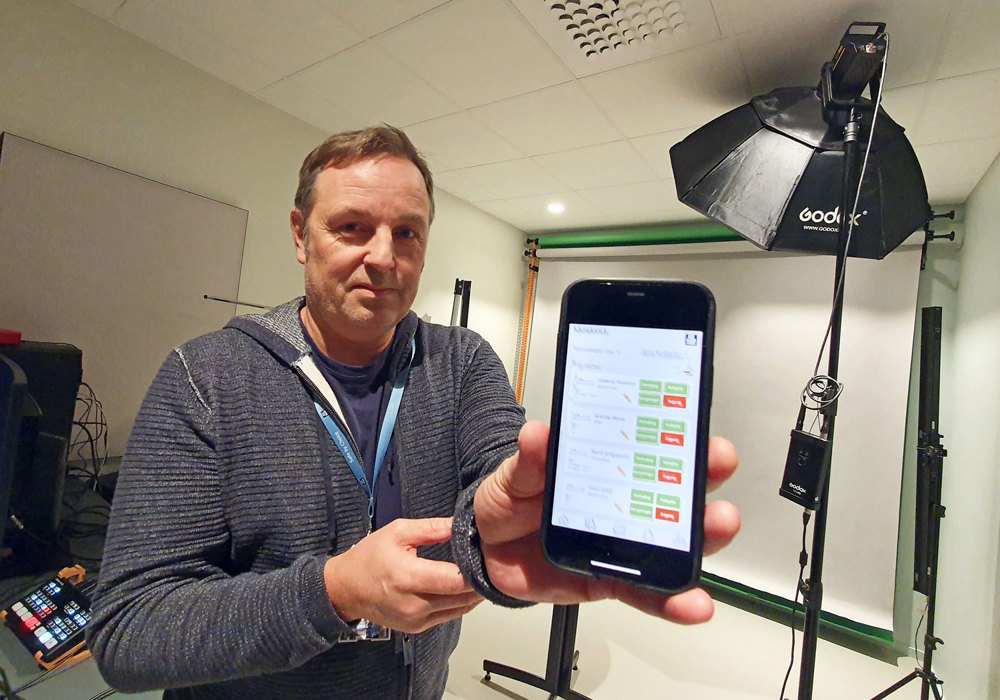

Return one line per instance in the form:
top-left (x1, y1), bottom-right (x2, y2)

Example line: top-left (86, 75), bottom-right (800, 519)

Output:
top-left (322, 555), bottom-right (361, 625)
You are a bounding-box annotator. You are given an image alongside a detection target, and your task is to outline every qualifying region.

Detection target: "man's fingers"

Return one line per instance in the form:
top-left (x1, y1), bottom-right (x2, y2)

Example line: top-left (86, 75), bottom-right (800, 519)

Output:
top-left (400, 557), bottom-right (477, 596)
top-left (474, 421), bottom-right (549, 546)
top-left (410, 599), bottom-right (484, 634)
top-left (614, 583), bottom-right (715, 625)
top-left (703, 499), bottom-right (740, 555)
top-left (496, 420), bottom-right (549, 499)
top-left (707, 436), bottom-right (738, 492)
top-left (386, 517), bottom-right (456, 549)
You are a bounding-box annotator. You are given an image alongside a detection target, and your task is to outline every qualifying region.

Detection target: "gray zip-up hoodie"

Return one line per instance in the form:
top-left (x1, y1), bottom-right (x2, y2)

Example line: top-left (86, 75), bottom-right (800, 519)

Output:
top-left (86, 298), bottom-right (528, 699)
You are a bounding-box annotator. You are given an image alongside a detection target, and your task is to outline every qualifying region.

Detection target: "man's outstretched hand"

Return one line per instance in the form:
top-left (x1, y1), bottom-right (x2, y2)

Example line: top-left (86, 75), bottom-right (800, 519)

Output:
top-left (473, 420), bottom-right (740, 624)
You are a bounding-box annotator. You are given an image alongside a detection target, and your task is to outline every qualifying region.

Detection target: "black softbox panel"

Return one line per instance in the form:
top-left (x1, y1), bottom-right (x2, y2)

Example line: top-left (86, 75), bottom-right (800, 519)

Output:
top-left (670, 87), bottom-right (931, 259)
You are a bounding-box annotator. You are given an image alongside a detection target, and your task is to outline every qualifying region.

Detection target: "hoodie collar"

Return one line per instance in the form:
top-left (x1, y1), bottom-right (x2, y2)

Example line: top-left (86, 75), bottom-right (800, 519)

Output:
top-left (226, 297), bottom-right (419, 381)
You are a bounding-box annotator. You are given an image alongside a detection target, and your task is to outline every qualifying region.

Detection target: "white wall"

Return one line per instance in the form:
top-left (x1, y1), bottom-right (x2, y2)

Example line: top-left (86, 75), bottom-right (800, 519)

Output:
top-left (412, 188), bottom-right (526, 376)
top-left (933, 152), bottom-right (1000, 700)
top-left (0, 0), bottom-right (525, 386)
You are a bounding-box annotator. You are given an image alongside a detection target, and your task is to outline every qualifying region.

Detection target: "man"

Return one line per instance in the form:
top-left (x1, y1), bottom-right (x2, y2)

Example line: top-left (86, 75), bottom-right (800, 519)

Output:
top-left (87, 126), bottom-right (739, 699)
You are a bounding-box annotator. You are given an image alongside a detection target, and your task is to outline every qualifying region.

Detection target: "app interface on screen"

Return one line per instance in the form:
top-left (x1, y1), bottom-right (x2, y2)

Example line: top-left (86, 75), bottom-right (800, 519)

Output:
top-left (552, 323), bottom-right (703, 552)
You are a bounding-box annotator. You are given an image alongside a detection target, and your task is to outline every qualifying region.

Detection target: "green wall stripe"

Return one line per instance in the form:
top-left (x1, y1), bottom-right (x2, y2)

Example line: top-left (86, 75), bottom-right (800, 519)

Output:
top-left (535, 226), bottom-right (741, 249)
top-left (701, 572), bottom-right (894, 644)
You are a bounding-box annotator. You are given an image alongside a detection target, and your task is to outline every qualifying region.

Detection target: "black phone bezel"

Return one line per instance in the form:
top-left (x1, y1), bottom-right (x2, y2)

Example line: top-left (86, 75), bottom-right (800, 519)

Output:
top-left (541, 279), bottom-right (715, 593)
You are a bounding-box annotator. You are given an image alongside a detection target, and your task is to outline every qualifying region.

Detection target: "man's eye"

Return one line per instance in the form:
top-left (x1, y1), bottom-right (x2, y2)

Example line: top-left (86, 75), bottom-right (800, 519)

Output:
top-left (397, 228), bottom-right (418, 240)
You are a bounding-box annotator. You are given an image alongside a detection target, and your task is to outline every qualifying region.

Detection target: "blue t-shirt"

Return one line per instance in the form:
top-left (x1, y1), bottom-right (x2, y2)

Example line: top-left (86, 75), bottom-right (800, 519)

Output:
top-left (302, 323), bottom-right (403, 529)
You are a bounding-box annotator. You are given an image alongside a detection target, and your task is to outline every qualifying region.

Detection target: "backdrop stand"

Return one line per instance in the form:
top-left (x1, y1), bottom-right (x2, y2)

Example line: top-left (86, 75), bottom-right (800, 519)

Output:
top-left (482, 604), bottom-right (590, 700)
top-left (871, 306), bottom-right (947, 700)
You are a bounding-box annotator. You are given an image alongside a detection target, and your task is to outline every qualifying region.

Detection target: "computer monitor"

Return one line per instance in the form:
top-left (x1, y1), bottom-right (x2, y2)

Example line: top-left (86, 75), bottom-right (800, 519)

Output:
top-left (0, 354), bottom-right (29, 561)
top-left (0, 342), bottom-right (82, 577)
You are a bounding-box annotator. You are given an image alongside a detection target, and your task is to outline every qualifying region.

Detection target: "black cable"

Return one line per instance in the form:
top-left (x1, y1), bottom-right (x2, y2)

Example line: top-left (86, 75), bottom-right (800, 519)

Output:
top-left (6, 657), bottom-right (68, 695)
top-left (70, 383), bottom-right (109, 489)
top-left (810, 35), bottom-right (889, 381)
top-left (804, 33), bottom-right (891, 428)
top-left (1, 662), bottom-right (25, 700)
top-left (780, 510), bottom-right (811, 700)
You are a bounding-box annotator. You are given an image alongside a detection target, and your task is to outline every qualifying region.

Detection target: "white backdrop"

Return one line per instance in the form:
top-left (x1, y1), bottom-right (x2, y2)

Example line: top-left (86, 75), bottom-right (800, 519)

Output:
top-left (521, 240), bottom-right (922, 630)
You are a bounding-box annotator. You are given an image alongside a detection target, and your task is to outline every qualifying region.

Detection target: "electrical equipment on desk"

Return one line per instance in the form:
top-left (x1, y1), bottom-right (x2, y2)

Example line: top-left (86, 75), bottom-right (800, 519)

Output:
top-left (1, 565), bottom-right (92, 670)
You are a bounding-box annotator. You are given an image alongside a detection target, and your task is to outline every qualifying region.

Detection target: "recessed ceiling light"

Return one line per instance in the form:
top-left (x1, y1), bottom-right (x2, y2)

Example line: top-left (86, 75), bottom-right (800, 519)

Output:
top-left (548, 202), bottom-right (566, 214)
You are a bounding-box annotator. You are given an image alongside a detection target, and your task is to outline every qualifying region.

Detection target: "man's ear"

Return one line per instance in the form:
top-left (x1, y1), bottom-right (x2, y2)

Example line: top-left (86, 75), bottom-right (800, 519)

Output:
top-left (291, 209), bottom-right (307, 264)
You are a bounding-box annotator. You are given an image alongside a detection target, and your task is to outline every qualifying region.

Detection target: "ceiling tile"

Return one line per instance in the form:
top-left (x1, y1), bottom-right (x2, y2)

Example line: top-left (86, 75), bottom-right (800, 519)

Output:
top-left (374, 0), bottom-right (574, 108)
top-left (67, 0), bottom-right (124, 19)
top-left (710, 0), bottom-right (815, 36)
top-left (534, 141), bottom-right (658, 190)
top-left (878, 84), bottom-right (930, 145)
top-left (318, 0), bottom-right (449, 38)
top-left (290, 42), bottom-right (459, 127)
top-left (433, 170), bottom-right (500, 204)
top-left (63, 0), bottom-right (1000, 233)
top-left (158, 0), bottom-right (361, 76)
top-left (404, 113), bottom-right (523, 171)
top-left (916, 70), bottom-right (1000, 146)
top-left (583, 180), bottom-right (694, 224)
top-left (453, 159), bottom-right (568, 199)
top-left (915, 137), bottom-right (1000, 204)
top-left (581, 39), bottom-right (751, 137)
top-left (253, 78), bottom-right (364, 133)
top-left (469, 81), bottom-right (623, 155)
top-left (112, 0), bottom-right (283, 92)
top-left (630, 127), bottom-right (698, 179)
top-left (507, 191), bottom-right (612, 232)
top-left (736, 2), bottom-right (951, 95)
top-left (872, 1), bottom-right (955, 86)
top-left (472, 199), bottom-right (537, 230)
top-left (935, 0), bottom-right (1000, 79)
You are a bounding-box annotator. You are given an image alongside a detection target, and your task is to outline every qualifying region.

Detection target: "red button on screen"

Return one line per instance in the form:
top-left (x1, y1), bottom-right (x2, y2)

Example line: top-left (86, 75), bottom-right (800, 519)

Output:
top-left (656, 508), bottom-right (679, 522)
top-left (660, 432), bottom-right (684, 446)
top-left (663, 395), bottom-right (687, 409)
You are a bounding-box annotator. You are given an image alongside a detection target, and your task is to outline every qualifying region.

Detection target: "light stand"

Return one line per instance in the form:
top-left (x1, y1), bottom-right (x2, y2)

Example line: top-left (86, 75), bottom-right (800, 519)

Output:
top-left (669, 21), bottom-right (931, 700)
top-left (794, 102), bottom-right (860, 699)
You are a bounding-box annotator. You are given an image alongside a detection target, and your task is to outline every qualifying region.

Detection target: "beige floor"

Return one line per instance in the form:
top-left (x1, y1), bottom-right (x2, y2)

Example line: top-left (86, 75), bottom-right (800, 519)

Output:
top-left (1, 595), bottom-right (921, 699)
top-left (443, 598), bottom-right (922, 700)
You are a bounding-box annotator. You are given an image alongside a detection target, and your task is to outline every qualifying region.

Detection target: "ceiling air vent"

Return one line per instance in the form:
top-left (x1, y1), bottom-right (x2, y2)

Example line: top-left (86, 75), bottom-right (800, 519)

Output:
top-left (548, 0), bottom-right (689, 57)
top-left (512, 0), bottom-right (721, 77)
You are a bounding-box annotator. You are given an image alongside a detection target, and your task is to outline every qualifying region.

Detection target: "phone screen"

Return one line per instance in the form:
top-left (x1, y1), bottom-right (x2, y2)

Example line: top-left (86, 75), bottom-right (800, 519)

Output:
top-left (542, 279), bottom-right (714, 592)
top-left (551, 323), bottom-right (704, 559)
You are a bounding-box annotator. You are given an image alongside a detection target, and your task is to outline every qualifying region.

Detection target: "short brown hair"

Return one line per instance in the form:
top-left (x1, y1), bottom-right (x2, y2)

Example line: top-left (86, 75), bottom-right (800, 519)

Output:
top-left (294, 125), bottom-right (435, 223)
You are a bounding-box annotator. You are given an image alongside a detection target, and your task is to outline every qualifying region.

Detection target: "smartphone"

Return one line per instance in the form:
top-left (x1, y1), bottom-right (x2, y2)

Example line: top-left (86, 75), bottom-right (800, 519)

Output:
top-left (541, 279), bottom-right (715, 593)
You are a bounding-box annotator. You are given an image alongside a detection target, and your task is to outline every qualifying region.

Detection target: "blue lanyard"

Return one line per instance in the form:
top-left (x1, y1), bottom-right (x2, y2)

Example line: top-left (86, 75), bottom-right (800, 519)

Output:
top-left (314, 340), bottom-right (414, 529)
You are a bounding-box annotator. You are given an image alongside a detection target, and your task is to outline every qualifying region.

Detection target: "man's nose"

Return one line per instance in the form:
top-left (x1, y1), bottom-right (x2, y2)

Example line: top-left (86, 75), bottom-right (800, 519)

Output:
top-left (364, 227), bottom-right (395, 271)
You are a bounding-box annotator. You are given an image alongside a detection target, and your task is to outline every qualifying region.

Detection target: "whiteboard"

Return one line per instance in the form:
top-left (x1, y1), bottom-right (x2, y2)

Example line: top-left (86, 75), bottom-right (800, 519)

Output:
top-left (0, 134), bottom-right (247, 456)
top-left (522, 240), bottom-right (921, 630)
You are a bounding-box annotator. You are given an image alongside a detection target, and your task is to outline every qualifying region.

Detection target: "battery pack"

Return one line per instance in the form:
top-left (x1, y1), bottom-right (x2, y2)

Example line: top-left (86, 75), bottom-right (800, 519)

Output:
top-left (779, 429), bottom-right (831, 509)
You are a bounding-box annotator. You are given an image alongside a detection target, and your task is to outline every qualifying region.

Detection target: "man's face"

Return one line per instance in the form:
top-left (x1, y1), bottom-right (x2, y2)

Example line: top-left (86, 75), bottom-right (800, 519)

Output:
top-left (291, 154), bottom-right (430, 362)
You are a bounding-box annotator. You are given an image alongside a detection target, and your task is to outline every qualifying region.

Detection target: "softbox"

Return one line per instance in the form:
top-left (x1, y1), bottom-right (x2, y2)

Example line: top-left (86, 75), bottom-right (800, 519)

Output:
top-left (670, 86), bottom-right (930, 259)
